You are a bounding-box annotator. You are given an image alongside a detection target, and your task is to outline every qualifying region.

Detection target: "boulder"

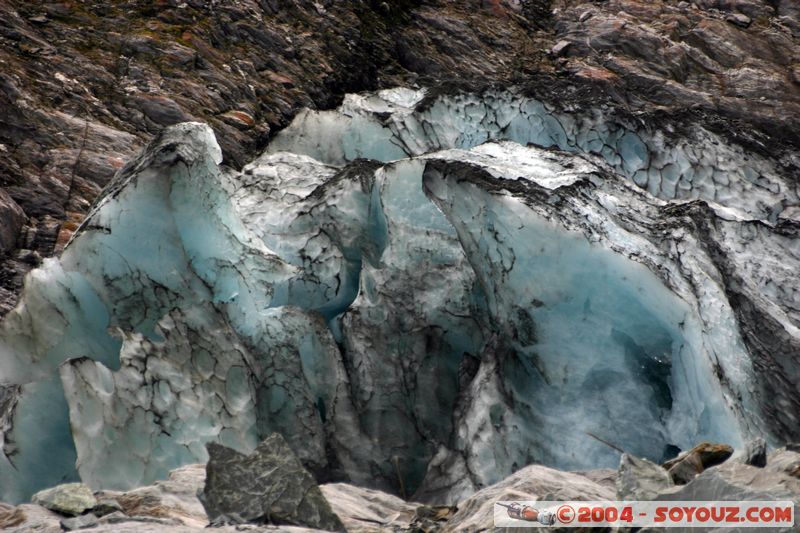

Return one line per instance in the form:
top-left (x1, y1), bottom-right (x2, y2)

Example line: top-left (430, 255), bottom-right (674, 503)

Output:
top-left (766, 446), bottom-right (800, 478)
top-left (200, 434), bottom-right (344, 531)
top-left (663, 442), bottom-right (733, 484)
top-left (31, 483), bottom-right (97, 516)
top-left (441, 464), bottom-right (614, 532)
top-left (1, 503), bottom-right (64, 531)
top-left (99, 463), bottom-right (208, 527)
top-left (662, 442), bottom-right (734, 470)
top-left (733, 437), bottom-right (767, 467)
top-left (726, 13), bottom-right (752, 27)
top-left (655, 459), bottom-right (800, 518)
top-left (617, 454), bottom-right (673, 500)
top-left (320, 483), bottom-right (418, 533)
top-left (574, 469), bottom-right (617, 491)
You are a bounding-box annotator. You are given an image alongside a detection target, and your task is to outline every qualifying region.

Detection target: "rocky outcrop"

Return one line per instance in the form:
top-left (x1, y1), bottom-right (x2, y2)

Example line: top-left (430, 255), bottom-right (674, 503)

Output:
top-left (662, 442), bottom-right (734, 484)
top-left (553, 0), bottom-right (800, 153)
top-left (765, 445), bottom-right (800, 479)
top-left (318, 484), bottom-right (418, 533)
top-left (0, 189), bottom-right (24, 255)
top-left (0, 461), bottom-right (418, 532)
top-left (200, 435), bottom-right (344, 531)
top-left (734, 437), bottom-right (768, 467)
top-left (655, 455), bottom-right (800, 509)
top-left (0, 190), bottom-right (26, 315)
top-left (0, 461), bottom-right (620, 532)
top-left (616, 455), bottom-right (673, 501)
top-left (31, 483), bottom-right (97, 516)
top-left (97, 464), bottom-right (209, 528)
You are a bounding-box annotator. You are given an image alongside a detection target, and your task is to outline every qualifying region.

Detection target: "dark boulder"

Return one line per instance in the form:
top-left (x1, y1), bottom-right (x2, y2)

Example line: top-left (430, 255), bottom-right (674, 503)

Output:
top-left (199, 434), bottom-right (344, 532)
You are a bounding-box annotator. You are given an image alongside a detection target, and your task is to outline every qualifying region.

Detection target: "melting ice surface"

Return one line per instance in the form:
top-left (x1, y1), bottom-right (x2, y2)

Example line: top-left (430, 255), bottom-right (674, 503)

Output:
top-left (423, 163), bottom-right (741, 483)
top-left (1, 88), bottom-right (798, 505)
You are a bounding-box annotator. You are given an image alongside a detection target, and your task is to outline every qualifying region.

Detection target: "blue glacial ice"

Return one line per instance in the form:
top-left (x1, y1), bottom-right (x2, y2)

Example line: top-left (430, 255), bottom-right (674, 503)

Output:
top-left (0, 89), bottom-right (798, 505)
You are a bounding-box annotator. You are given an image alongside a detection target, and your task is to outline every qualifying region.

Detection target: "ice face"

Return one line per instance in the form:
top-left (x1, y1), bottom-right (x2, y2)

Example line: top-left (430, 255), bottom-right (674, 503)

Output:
top-left (268, 89), bottom-right (792, 221)
top-left (0, 123), bottom-right (296, 501)
top-left (337, 158), bottom-right (487, 494)
top-left (0, 375), bottom-right (79, 504)
top-left (1, 91), bottom-right (798, 505)
top-left (421, 150), bottom-right (756, 497)
top-left (59, 305), bottom-right (262, 491)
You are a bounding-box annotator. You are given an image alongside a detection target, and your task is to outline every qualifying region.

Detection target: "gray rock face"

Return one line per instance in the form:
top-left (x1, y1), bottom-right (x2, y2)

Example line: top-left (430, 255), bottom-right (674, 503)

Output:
top-left (653, 460), bottom-right (800, 533)
top-left (319, 484), bottom-right (419, 533)
top-left (617, 454), bottom-right (673, 501)
top-left (766, 446), bottom-right (800, 478)
top-left (735, 437), bottom-right (768, 467)
top-left (30, 483), bottom-right (96, 516)
top-left (0, 189), bottom-right (25, 255)
top-left (200, 435), bottom-right (344, 532)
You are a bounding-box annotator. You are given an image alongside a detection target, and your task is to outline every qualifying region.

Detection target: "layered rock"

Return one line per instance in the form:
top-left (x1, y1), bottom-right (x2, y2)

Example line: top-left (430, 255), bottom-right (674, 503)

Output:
top-left (662, 442), bottom-right (734, 484)
top-left (200, 435), bottom-right (344, 531)
top-left (617, 454), bottom-right (674, 501)
top-left (440, 465), bottom-right (615, 532)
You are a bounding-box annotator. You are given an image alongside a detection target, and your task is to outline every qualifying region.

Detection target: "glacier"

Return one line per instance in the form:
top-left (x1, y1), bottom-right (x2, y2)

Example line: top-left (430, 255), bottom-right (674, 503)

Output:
top-left (0, 88), bottom-right (798, 505)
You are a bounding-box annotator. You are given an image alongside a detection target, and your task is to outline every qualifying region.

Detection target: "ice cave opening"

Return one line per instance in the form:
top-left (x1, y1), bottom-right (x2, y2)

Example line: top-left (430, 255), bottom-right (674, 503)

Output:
top-left (423, 161), bottom-right (743, 472)
top-left (2, 88), bottom-right (780, 505)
